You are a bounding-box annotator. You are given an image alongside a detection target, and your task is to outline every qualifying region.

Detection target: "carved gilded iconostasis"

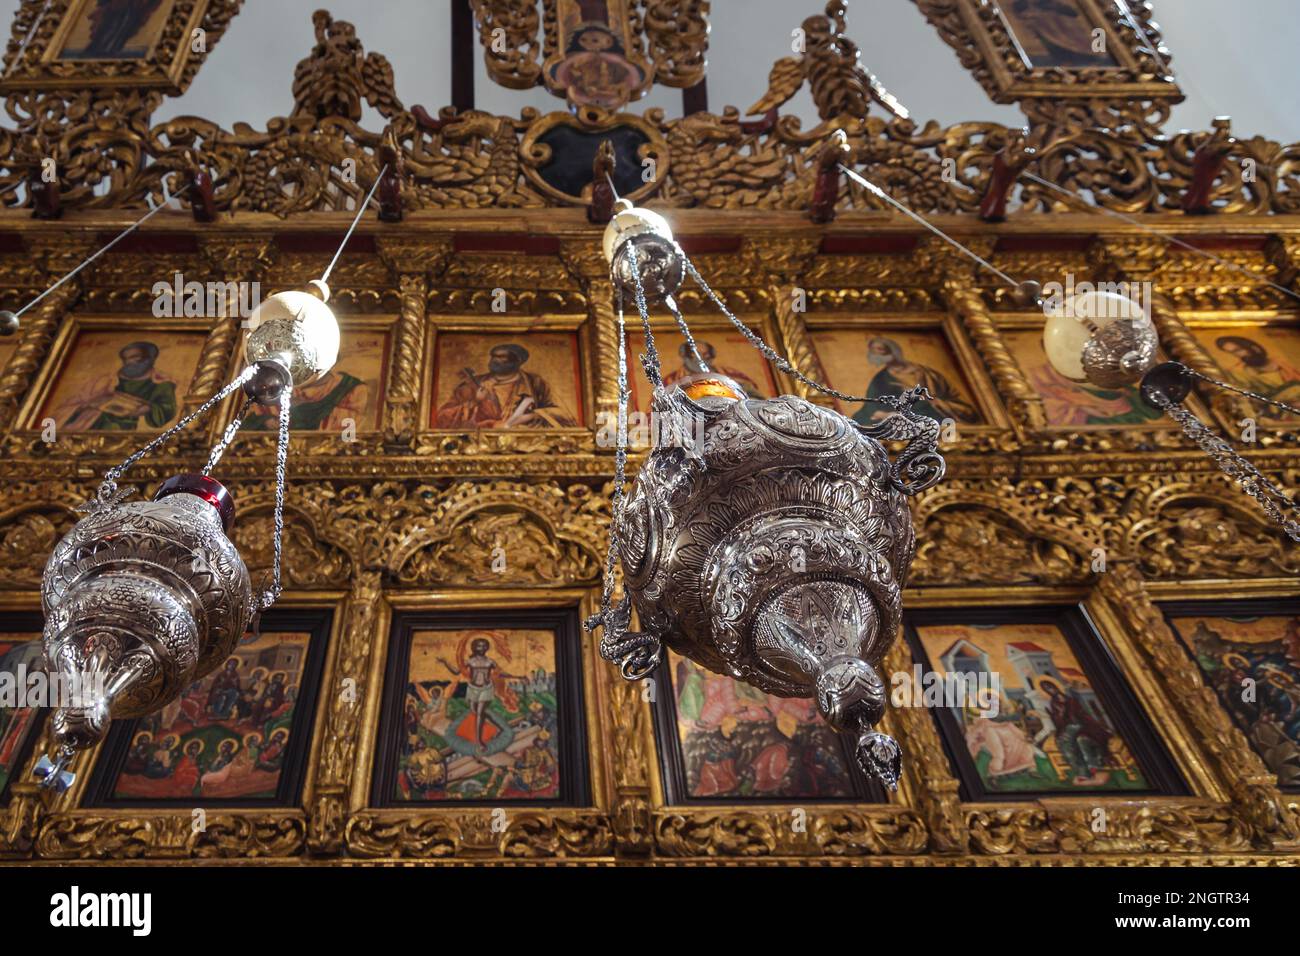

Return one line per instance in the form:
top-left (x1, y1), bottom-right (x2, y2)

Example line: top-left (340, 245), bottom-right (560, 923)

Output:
top-left (0, 0), bottom-right (1297, 868)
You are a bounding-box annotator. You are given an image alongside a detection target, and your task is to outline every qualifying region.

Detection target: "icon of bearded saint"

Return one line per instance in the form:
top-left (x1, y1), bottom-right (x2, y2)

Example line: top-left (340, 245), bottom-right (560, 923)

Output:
top-left (436, 343), bottom-right (578, 429)
top-left (1213, 335), bottom-right (1300, 420)
top-left (53, 341), bottom-right (178, 432)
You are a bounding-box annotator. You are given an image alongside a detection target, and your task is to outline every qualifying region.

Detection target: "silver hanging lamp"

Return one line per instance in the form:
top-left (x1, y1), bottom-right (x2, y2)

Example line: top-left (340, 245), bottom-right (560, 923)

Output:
top-left (32, 170), bottom-right (387, 791)
top-left (587, 197), bottom-right (946, 789)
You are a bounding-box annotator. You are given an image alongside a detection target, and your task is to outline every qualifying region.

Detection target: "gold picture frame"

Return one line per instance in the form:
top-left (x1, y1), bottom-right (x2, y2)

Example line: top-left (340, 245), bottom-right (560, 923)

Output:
top-left (914, 0), bottom-right (1180, 104)
top-left (3, 592), bottom-right (346, 860)
top-left (13, 313), bottom-right (215, 457)
top-left (422, 313), bottom-right (594, 439)
top-left (343, 588), bottom-right (616, 860)
top-left (2, 0), bottom-right (211, 92)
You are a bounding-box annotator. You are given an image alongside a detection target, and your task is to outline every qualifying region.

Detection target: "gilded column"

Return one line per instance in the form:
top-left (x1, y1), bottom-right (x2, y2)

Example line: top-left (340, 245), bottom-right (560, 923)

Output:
top-left (0, 284), bottom-right (78, 433)
top-left (310, 568), bottom-right (383, 855)
top-left (749, 236), bottom-right (830, 406)
top-left (561, 243), bottom-right (619, 425)
top-left (921, 237), bottom-right (1047, 431)
top-left (769, 281), bottom-right (834, 406)
top-left (881, 641), bottom-right (969, 854)
top-left (944, 278), bottom-right (1047, 431)
top-left (378, 238), bottom-right (446, 445)
top-left (1098, 563), bottom-right (1300, 849)
top-left (0, 723), bottom-right (54, 857)
top-left (606, 674), bottom-right (654, 857)
top-left (187, 237), bottom-right (277, 417)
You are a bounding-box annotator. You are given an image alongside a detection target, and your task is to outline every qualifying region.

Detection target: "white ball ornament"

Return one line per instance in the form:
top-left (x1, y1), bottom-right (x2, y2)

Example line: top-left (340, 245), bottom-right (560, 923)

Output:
top-left (601, 199), bottom-right (685, 300)
top-left (1042, 289), bottom-right (1159, 388)
top-left (243, 280), bottom-right (340, 386)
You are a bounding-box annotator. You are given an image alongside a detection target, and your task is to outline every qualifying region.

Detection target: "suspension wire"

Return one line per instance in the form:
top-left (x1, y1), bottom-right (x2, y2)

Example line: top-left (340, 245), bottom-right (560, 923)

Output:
top-left (603, 171), bottom-right (621, 202)
top-left (16, 179), bottom-right (192, 319)
top-left (202, 395), bottom-right (256, 476)
top-left (321, 163), bottom-right (388, 285)
top-left (1019, 171), bottom-right (1300, 306)
top-left (262, 382), bottom-right (294, 610)
top-left (96, 365), bottom-right (256, 501)
top-left (838, 163), bottom-right (1023, 289)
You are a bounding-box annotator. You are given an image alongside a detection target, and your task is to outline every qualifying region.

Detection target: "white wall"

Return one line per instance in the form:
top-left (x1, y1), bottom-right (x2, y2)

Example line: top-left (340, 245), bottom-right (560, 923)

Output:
top-left (0, 0), bottom-right (1294, 141)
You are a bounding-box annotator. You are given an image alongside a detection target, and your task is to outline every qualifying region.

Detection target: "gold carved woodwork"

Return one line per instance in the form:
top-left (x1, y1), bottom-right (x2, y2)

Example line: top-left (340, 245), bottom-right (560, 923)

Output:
top-left (749, 1), bottom-right (908, 123)
top-left (470, 0), bottom-right (545, 91)
top-left (291, 10), bottom-right (403, 122)
top-left (0, 4), bottom-right (1290, 217)
top-left (376, 237), bottom-right (447, 445)
top-left (640, 0), bottom-right (709, 90)
top-left (881, 640), bottom-right (968, 854)
top-left (1096, 566), bottom-right (1300, 849)
top-left (0, 0), bottom-right (240, 93)
top-left (0, 4), bottom-right (1299, 866)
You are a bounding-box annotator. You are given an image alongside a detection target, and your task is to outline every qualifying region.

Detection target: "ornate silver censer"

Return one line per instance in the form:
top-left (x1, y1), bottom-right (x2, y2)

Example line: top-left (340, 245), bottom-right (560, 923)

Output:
top-left (588, 199), bottom-right (945, 789)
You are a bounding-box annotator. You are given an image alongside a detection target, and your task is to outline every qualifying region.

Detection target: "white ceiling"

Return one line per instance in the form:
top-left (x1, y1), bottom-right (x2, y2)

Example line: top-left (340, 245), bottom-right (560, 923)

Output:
top-left (1, 0), bottom-right (1296, 143)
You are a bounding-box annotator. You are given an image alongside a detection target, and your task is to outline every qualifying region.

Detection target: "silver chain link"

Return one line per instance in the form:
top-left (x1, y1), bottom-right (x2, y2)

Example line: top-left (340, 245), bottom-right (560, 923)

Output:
top-left (1182, 365), bottom-right (1300, 421)
top-left (676, 247), bottom-right (914, 411)
top-left (1155, 396), bottom-right (1300, 541)
top-left (98, 365), bottom-right (256, 502)
top-left (202, 395), bottom-right (255, 476)
top-left (627, 243), bottom-right (664, 389)
top-left (664, 294), bottom-right (710, 373)
top-left (262, 382), bottom-right (293, 610)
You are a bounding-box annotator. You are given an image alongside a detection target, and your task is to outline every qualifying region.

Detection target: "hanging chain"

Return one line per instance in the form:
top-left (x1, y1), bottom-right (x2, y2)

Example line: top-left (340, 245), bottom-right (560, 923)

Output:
top-left (664, 294), bottom-right (709, 373)
top-left (626, 243), bottom-right (664, 388)
top-left (202, 395), bottom-right (255, 476)
top-left (676, 248), bottom-right (920, 411)
top-left (1152, 396), bottom-right (1300, 541)
top-left (261, 382), bottom-right (294, 610)
top-left (1181, 365), bottom-right (1300, 421)
top-left (596, 287), bottom-right (630, 615)
top-left (97, 365), bottom-right (257, 503)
